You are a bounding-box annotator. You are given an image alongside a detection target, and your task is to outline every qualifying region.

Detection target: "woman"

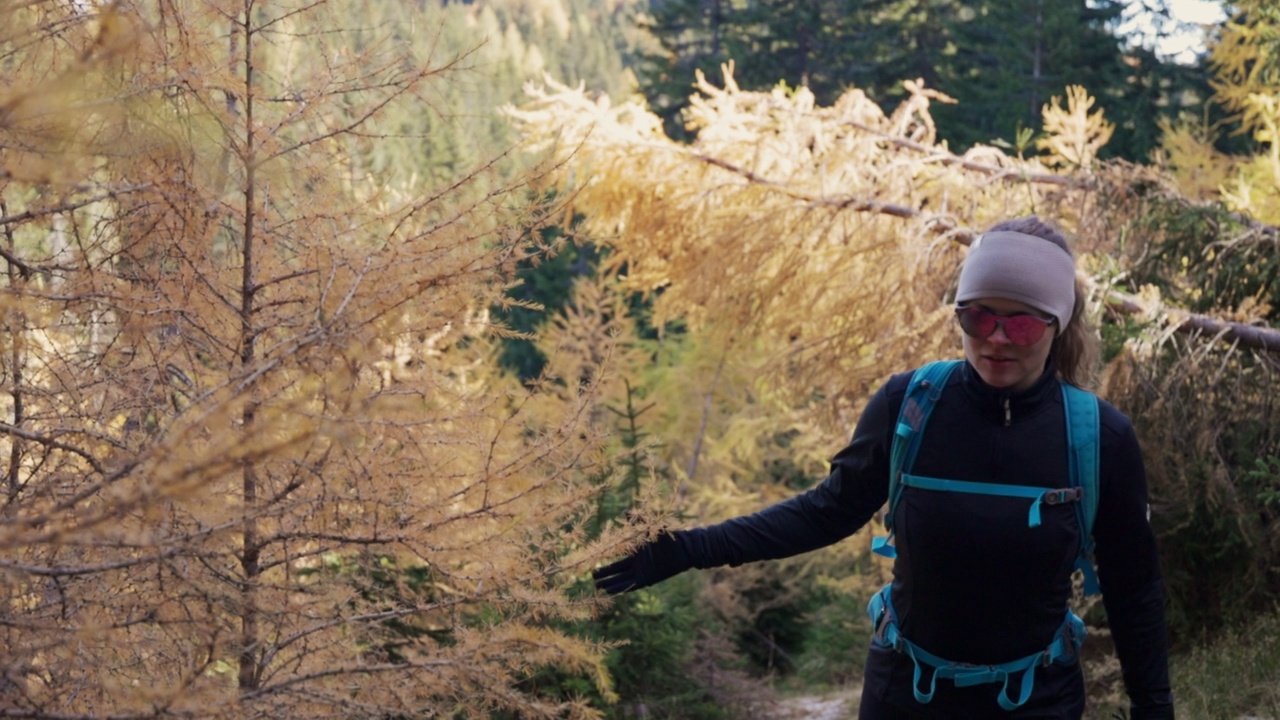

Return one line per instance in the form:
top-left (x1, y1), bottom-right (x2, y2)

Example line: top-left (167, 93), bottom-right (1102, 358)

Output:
top-left (593, 217), bottom-right (1174, 719)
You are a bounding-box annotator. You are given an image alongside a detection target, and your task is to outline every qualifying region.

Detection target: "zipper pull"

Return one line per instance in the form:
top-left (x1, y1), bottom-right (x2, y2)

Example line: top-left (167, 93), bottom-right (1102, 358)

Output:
top-left (1004, 398), bottom-right (1011, 426)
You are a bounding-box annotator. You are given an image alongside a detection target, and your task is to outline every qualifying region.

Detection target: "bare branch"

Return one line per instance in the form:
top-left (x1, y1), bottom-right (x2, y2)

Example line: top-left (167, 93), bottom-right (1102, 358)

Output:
top-left (0, 186), bottom-right (150, 228)
top-left (0, 707), bottom-right (165, 712)
top-left (0, 421), bottom-right (107, 475)
top-left (0, 547), bottom-right (187, 577)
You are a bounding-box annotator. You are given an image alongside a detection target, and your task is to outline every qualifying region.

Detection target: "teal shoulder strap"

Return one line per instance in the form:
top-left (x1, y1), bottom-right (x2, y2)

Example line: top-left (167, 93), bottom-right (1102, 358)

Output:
top-left (1062, 383), bottom-right (1102, 595)
top-left (873, 360), bottom-right (961, 559)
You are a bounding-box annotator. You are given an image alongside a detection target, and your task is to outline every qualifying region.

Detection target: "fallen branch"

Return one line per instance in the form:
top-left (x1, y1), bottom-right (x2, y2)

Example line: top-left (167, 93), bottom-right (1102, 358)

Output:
top-left (680, 159), bottom-right (1280, 354)
top-left (1106, 292), bottom-right (1280, 353)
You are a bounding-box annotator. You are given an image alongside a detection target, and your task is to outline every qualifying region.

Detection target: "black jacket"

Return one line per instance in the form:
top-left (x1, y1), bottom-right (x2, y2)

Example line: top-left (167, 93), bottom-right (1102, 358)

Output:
top-left (678, 360), bottom-right (1173, 719)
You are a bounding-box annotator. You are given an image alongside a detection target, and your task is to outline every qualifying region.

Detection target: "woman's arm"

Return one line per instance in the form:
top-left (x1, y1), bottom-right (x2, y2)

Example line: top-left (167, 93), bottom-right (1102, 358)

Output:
top-left (1092, 407), bottom-right (1175, 719)
top-left (594, 378), bottom-right (901, 594)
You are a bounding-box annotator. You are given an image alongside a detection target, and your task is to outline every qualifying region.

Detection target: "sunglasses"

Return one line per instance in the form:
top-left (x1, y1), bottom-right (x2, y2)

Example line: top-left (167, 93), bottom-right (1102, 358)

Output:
top-left (955, 304), bottom-right (1055, 347)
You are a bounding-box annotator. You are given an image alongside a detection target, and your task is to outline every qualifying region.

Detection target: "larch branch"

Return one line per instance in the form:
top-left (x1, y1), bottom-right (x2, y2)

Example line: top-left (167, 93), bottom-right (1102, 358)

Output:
top-left (836, 118), bottom-right (1084, 187)
top-left (684, 151), bottom-right (1280, 354)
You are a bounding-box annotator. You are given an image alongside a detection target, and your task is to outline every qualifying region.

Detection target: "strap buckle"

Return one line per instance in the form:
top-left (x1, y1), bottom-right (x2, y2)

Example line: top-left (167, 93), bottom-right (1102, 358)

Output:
top-left (873, 606), bottom-right (901, 651)
top-left (1042, 487), bottom-right (1083, 505)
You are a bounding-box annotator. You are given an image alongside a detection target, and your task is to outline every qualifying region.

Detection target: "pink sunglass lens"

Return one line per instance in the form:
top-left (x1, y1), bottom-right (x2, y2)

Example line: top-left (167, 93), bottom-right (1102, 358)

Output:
top-left (958, 307), bottom-right (997, 338)
top-left (1001, 315), bottom-right (1045, 345)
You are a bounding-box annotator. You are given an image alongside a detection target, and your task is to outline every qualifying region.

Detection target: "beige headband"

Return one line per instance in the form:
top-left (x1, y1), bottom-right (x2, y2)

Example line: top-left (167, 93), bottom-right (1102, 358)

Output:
top-left (955, 231), bottom-right (1076, 333)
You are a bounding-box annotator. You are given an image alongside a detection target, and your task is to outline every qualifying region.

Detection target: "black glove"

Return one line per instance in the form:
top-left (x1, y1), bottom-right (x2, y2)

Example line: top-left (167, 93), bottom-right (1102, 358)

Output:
top-left (592, 531), bottom-right (695, 594)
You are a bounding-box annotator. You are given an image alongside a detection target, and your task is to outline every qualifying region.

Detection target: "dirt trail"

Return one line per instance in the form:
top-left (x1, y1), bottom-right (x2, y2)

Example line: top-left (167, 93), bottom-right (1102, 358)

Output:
top-left (776, 688), bottom-right (860, 720)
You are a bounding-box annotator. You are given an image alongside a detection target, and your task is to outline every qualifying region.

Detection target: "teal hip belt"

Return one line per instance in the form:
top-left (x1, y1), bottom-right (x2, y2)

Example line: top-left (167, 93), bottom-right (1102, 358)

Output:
top-left (867, 584), bottom-right (1086, 711)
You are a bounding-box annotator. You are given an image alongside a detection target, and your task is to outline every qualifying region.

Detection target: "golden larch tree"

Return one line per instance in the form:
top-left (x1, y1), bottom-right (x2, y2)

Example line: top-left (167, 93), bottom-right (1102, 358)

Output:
top-left (1, 1), bottom-right (636, 717)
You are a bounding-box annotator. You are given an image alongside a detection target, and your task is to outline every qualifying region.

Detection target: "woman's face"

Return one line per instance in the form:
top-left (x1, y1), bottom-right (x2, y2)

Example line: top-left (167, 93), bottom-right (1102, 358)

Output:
top-left (960, 297), bottom-right (1055, 392)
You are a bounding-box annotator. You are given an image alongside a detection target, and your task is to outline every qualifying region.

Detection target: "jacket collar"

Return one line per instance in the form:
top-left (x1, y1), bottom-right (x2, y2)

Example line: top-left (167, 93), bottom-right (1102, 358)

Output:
top-left (958, 356), bottom-right (1059, 420)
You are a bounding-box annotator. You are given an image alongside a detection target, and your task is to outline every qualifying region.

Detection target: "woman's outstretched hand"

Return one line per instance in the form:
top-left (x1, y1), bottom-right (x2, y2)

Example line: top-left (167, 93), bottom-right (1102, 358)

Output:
top-left (592, 531), bottom-right (695, 594)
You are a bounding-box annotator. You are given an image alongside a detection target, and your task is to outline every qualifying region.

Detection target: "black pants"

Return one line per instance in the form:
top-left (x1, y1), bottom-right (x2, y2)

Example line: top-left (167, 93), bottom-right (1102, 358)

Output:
top-left (856, 690), bottom-right (910, 719)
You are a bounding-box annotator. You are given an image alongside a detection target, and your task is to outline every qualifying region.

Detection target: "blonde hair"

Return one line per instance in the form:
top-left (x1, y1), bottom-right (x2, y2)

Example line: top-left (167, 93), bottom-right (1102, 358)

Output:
top-left (983, 217), bottom-right (1098, 389)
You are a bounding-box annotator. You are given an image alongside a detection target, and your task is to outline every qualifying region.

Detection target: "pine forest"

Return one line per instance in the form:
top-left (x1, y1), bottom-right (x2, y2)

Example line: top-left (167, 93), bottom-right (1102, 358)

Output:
top-left (1, 0), bottom-right (1278, 718)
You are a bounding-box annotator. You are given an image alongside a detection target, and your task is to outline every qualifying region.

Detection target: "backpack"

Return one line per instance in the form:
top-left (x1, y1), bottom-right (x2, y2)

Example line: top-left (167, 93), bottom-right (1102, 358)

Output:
top-left (865, 359), bottom-right (1101, 711)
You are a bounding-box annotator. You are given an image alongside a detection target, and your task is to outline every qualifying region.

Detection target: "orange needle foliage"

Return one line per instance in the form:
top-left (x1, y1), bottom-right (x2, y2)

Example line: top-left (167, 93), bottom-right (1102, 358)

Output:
top-left (0, 2), bottom-right (642, 717)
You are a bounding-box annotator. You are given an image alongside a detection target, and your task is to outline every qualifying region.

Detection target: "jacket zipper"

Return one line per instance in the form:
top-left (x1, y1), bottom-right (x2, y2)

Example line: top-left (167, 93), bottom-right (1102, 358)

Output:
top-left (1004, 398), bottom-right (1011, 426)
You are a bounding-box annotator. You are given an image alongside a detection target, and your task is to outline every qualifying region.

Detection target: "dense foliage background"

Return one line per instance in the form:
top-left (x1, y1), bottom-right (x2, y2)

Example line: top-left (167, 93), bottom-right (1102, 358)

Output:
top-left (2, 0), bottom-right (1278, 718)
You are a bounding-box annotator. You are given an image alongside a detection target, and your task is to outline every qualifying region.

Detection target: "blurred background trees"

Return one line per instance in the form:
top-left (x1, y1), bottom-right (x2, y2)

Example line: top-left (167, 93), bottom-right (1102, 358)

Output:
top-left (2, 0), bottom-right (1278, 718)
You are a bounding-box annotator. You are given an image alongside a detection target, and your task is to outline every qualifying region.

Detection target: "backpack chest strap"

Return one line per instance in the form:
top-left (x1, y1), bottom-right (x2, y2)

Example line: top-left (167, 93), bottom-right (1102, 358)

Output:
top-left (901, 474), bottom-right (1084, 528)
top-left (875, 361), bottom-right (1102, 595)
